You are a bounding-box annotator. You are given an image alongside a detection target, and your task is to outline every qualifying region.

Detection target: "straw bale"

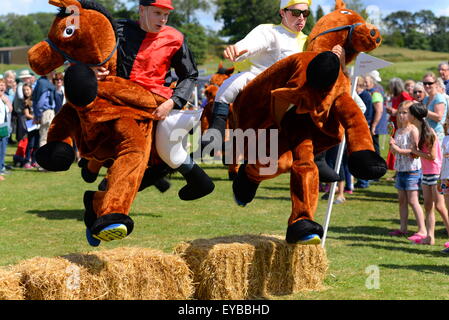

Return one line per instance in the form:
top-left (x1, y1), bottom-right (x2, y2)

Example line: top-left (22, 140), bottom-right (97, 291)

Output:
top-left (0, 268), bottom-right (24, 300)
top-left (85, 247), bottom-right (193, 300)
top-left (13, 256), bottom-right (107, 300)
top-left (174, 234), bottom-right (328, 300)
top-left (13, 247), bottom-right (193, 300)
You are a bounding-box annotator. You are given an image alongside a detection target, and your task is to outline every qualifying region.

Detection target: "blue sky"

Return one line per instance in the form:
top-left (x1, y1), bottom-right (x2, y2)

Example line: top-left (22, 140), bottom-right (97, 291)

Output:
top-left (2, 0), bottom-right (449, 31)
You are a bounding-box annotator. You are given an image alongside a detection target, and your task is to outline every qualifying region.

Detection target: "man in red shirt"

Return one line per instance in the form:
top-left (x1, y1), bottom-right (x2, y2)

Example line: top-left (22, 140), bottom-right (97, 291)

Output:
top-left (96, 0), bottom-right (214, 201)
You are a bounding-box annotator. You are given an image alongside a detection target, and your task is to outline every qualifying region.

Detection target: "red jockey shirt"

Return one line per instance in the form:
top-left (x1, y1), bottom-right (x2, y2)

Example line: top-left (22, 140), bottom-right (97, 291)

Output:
top-left (116, 20), bottom-right (198, 108)
top-left (129, 26), bottom-right (183, 100)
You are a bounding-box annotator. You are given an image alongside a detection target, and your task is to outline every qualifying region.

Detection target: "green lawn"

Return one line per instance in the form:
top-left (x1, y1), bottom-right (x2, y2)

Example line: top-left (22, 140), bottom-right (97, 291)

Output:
top-left (1, 141), bottom-right (449, 300)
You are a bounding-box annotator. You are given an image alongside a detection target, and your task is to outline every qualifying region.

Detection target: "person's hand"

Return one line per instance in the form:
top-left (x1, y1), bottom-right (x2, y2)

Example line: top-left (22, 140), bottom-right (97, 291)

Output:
top-left (389, 137), bottom-right (395, 146)
top-left (332, 45), bottom-right (346, 70)
top-left (223, 45), bottom-right (248, 62)
top-left (152, 99), bottom-right (175, 121)
top-left (370, 125), bottom-right (376, 136)
top-left (331, 45), bottom-right (343, 58)
top-left (91, 66), bottom-right (110, 81)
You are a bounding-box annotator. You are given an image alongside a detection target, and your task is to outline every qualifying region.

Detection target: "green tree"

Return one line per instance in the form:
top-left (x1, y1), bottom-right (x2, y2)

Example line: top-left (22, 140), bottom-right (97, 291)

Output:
top-left (382, 31), bottom-right (404, 47)
top-left (404, 29), bottom-right (430, 50)
top-left (0, 14), bottom-right (43, 46)
top-left (173, 0), bottom-right (210, 23)
top-left (315, 5), bottom-right (325, 22)
top-left (412, 10), bottom-right (436, 36)
top-left (344, 0), bottom-right (368, 20)
top-left (384, 10), bottom-right (415, 34)
top-left (177, 22), bottom-right (208, 64)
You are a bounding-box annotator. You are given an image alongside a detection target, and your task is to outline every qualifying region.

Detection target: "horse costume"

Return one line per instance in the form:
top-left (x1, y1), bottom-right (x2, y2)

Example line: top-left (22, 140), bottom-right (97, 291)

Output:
top-left (231, 0), bottom-right (387, 244)
top-left (28, 0), bottom-right (185, 246)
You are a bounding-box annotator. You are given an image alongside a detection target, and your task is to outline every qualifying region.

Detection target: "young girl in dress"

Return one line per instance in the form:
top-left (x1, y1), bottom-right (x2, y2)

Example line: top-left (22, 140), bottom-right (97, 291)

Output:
top-left (389, 101), bottom-right (427, 239)
top-left (409, 102), bottom-right (449, 246)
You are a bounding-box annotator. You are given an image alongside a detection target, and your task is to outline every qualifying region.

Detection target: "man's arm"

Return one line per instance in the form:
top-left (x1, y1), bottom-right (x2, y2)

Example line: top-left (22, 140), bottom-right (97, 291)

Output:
top-left (170, 40), bottom-right (199, 109)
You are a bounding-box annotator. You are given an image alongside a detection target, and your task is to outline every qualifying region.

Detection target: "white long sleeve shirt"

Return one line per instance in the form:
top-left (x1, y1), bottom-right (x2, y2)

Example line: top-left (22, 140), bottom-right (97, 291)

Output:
top-left (234, 24), bottom-right (308, 76)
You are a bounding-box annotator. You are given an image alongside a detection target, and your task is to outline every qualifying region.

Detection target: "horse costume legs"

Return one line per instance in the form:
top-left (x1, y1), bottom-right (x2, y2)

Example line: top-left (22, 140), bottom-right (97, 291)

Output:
top-left (84, 118), bottom-right (153, 245)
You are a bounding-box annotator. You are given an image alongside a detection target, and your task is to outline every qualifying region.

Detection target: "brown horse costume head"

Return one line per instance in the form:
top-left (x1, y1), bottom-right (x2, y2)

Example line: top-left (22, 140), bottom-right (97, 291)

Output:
top-left (307, 0), bottom-right (381, 63)
top-left (231, 0), bottom-right (387, 244)
top-left (28, 0), bottom-right (163, 246)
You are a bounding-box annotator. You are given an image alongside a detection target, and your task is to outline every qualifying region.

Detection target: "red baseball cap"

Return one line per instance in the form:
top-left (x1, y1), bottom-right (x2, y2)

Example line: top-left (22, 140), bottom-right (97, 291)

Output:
top-left (139, 0), bottom-right (174, 10)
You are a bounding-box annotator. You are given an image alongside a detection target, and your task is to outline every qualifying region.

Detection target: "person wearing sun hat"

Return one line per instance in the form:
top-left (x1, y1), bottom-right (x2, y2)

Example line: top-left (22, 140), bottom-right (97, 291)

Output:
top-left (16, 69), bottom-right (33, 100)
top-left (202, 0), bottom-right (344, 156)
top-left (93, 0), bottom-right (215, 201)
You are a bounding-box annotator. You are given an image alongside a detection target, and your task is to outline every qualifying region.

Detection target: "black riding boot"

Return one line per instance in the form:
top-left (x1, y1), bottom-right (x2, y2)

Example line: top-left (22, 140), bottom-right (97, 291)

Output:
top-left (177, 159), bottom-right (215, 201)
top-left (201, 102), bottom-right (229, 156)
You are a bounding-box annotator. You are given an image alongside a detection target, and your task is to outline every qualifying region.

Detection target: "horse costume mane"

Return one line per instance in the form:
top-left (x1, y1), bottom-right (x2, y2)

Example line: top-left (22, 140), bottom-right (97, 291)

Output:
top-left (28, 0), bottom-right (167, 246)
top-left (231, 0), bottom-right (387, 244)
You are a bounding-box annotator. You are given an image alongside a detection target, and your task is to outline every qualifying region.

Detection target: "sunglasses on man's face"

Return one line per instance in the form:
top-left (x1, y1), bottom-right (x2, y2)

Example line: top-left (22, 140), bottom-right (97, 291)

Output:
top-left (284, 8), bottom-right (311, 18)
top-left (413, 90), bottom-right (423, 94)
top-left (423, 81), bottom-right (435, 86)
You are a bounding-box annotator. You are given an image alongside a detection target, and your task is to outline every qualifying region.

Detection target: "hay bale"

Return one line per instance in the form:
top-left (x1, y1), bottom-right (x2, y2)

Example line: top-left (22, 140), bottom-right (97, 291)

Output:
top-left (174, 234), bottom-right (328, 300)
top-left (0, 268), bottom-right (24, 300)
top-left (13, 248), bottom-right (193, 300)
top-left (83, 247), bottom-right (193, 300)
top-left (13, 256), bottom-right (107, 300)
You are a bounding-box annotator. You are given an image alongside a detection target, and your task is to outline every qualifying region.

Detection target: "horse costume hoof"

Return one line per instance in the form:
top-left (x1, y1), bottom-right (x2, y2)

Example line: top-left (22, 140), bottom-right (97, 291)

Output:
top-left (83, 191), bottom-right (97, 229)
top-left (98, 178), bottom-right (108, 191)
top-left (315, 152), bottom-right (340, 183)
top-left (154, 178), bottom-right (171, 193)
top-left (232, 164), bottom-right (259, 206)
top-left (79, 160), bottom-right (99, 183)
top-left (348, 150), bottom-right (387, 180)
top-left (92, 223), bottom-right (128, 242)
top-left (35, 141), bottom-right (75, 171)
top-left (139, 164), bottom-right (173, 192)
top-left (86, 228), bottom-right (101, 247)
top-left (286, 219), bottom-right (324, 244)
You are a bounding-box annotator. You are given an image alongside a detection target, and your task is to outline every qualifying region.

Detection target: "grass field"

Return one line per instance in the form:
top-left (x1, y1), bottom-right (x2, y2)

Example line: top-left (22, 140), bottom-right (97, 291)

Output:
top-left (1, 141), bottom-right (449, 300)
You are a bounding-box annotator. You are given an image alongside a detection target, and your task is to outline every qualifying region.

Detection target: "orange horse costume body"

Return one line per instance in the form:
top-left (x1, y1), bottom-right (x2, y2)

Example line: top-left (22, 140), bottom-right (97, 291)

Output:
top-left (28, 0), bottom-right (166, 245)
top-left (231, 0), bottom-right (387, 243)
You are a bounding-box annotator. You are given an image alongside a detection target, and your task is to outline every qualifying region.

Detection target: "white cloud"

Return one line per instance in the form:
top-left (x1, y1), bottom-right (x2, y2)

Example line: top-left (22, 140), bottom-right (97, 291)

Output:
top-left (437, 6), bottom-right (449, 17)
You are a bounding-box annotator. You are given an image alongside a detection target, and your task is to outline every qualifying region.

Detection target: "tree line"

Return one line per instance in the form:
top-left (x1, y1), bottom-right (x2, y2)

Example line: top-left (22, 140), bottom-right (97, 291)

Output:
top-left (0, 0), bottom-right (448, 65)
top-left (383, 10), bottom-right (449, 53)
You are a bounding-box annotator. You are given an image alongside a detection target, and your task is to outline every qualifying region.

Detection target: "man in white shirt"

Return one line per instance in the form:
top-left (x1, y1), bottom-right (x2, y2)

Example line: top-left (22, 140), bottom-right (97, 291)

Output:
top-left (202, 0), bottom-right (343, 154)
top-left (202, 0), bottom-right (312, 152)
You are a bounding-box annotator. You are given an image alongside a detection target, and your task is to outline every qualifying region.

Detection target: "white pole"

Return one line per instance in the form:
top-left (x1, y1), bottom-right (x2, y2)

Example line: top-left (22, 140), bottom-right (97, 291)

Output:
top-left (194, 85), bottom-right (199, 109)
top-left (321, 71), bottom-right (358, 248)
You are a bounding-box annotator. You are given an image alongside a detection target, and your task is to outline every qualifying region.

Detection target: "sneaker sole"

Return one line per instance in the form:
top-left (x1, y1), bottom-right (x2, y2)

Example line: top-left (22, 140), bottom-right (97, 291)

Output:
top-left (296, 234), bottom-right (321, 245)
top-left (93, 224), bottom-right (127, 242)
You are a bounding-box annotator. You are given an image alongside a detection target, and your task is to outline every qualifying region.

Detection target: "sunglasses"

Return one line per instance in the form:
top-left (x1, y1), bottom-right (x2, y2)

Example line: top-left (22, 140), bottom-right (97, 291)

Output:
top-left (423, 81), bottom-right (435, 86)
top-left (284, 8), bottom-right (311, 18)
top-left (413, 90), bottom-right (423, 94)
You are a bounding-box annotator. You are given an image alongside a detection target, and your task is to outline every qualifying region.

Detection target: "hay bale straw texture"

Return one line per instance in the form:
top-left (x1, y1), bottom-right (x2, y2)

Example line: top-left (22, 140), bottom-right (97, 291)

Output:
top-left (0, 268), bottom-right (24, 300)
top-left (174, 234), bottom-right (328, 300)
top-left (13, 247), bottom-right (193, 300)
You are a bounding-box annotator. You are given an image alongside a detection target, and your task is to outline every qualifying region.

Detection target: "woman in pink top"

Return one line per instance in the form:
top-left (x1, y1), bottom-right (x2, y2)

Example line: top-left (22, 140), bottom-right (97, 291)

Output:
top-left (410, 103), bottom-right (449, 246)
